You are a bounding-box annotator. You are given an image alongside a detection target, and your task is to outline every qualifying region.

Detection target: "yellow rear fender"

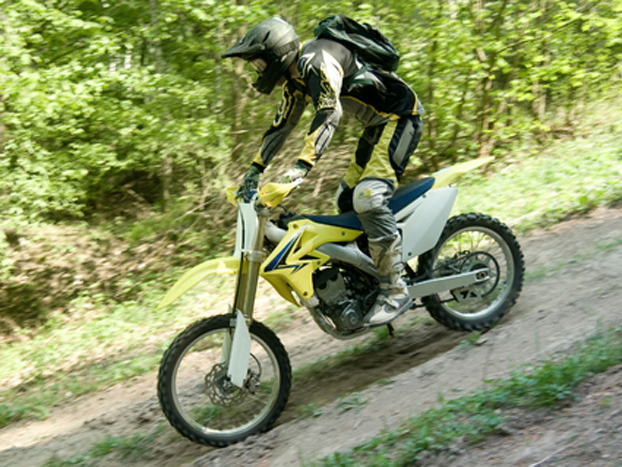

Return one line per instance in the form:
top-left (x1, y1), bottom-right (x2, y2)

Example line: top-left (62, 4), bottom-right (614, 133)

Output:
top-left (158, 257), bottom-right (240, 308)
top-left (432, 157), bottom-right (494, 189)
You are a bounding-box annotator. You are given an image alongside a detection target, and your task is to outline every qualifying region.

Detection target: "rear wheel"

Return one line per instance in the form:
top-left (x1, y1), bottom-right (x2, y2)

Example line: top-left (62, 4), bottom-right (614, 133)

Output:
top-left (157, 314), bottom-right (291, 447)
top-left (418, 213), bottom-right (524, 331)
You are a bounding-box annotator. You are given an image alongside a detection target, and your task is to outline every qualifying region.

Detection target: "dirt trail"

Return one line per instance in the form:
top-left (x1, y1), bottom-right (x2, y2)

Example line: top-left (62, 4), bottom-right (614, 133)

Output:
top-left (1, 207), bottom-right (621, 467)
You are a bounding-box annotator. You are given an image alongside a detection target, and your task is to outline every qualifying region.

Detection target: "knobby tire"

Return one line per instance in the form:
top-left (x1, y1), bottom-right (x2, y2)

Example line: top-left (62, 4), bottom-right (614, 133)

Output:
top-left (418, 213), bottom-right (525, 331)
top-left (157, 314), bottom-right (291, 447)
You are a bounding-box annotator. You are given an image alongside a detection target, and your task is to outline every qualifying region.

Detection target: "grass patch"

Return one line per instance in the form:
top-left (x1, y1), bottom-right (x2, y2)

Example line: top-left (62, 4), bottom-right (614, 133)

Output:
top-left (375, 377), bottom-right (396, 387)
top-left (0, 351), bottom-right (162, 427)
top-left (457, 331), bottom-right (482, 350)
top-left (44, 425), bottom-right (167, 466)
top-left (295, 402), bottom-right (324, 419)
top-left (337, 394), bottom-right (369, 413)
top-left (264, 306), bottom-right (297, 332)
top-left (0, 274), bottom-right (235, 427)
top-left (317, 327), bottom-right (622, 466)
top-left (454, 113), bottom-right (622, 232)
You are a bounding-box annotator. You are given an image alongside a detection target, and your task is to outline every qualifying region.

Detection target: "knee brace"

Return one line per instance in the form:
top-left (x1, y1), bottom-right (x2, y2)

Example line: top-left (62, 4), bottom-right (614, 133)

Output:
top-left (353, 179), bottom-right (397, 239)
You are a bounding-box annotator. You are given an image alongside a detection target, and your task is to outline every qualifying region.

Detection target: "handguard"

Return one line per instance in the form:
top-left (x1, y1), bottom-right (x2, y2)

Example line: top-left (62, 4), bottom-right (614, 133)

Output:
top-left (225, 181), bottom-right (300, 208)
top-left (258, 181), bottom-right (301, 207)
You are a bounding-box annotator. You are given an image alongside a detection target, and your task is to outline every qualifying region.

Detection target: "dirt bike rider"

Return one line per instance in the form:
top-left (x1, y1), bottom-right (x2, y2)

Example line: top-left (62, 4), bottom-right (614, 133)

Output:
top-left (223, 17), bottom-right (425, 326)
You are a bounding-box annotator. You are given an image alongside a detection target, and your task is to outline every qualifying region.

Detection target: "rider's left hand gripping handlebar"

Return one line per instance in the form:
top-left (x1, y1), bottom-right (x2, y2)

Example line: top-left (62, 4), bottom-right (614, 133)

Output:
top-left (236, 165), bottom-right (262, 202)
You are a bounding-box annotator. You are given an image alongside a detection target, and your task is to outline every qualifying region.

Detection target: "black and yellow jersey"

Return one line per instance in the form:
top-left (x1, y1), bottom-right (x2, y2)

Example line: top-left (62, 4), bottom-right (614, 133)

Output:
top-left (252, 38), bottom-right (424, 171)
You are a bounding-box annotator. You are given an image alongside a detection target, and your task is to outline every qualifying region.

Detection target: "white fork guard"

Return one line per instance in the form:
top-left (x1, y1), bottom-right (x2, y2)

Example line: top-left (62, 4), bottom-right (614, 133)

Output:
top-left (227, 311), bottom-right (252, 388)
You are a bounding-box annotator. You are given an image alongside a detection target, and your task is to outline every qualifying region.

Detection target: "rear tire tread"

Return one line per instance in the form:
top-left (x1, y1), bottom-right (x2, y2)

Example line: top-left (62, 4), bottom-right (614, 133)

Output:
top-left (418, 212), bottom-right (525, 331)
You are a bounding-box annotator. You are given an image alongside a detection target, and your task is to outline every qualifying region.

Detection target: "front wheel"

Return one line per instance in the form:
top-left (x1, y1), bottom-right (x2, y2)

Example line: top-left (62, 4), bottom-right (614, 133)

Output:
top-left (157, 314), bottom-right (291, 447)
top-left (418, 213), bottom-right (524, 331)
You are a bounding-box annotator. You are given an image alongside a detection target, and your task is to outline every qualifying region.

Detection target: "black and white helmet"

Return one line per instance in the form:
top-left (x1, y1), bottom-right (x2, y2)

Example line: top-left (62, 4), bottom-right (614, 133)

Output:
top-left (223, 18), bottom-right (299, 95)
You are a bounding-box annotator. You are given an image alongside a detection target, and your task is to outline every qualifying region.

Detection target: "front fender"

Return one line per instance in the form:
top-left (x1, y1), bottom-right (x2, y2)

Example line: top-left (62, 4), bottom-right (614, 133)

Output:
top-left (158, 257), bottom-right (240, 308)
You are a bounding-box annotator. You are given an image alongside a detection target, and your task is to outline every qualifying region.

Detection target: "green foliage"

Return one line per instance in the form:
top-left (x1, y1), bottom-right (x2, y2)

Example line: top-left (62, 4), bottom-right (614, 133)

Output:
top-left (1, 0), bottom-right (621, 221)
top-left (0, 0), bottom-right (238, 220)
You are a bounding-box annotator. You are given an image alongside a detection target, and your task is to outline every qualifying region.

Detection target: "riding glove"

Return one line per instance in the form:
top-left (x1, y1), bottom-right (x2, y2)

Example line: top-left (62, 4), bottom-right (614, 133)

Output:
top-left (237, 164), bottom-right (262, 202)
top-left (278, 161), bottom-right (311, 184)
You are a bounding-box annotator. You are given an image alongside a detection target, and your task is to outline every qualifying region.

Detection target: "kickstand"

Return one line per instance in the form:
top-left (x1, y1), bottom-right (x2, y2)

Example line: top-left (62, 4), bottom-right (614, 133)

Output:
top-left (387, 323), bottom-right (395, 337)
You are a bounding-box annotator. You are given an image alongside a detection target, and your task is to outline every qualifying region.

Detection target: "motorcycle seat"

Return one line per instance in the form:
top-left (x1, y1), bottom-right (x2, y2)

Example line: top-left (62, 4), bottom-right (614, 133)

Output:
top-left (303, 177), bottom-right (435, 231)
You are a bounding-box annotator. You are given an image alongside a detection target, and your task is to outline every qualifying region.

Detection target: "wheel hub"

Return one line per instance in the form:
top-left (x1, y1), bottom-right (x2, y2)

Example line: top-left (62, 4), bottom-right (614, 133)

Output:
top-left (204, 363), bottom-right (247, 407)
top-left (450, 251), bottom-right (499, 302)
top-left (204, 354), bottom-right (262, 407)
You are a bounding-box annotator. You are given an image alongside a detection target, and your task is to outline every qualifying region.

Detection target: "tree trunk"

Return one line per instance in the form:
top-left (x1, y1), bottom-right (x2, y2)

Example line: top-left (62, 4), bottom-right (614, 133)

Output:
top-left (228, 22), bottom-right (249, 164)
top-left (531, 0), bottom-right (553, 122)
top-left (0, 100), bottom-right (5, 155)
top-left (475, 0), bottom-right (509, 158)
top-left (476, 48), bottom-right (496, 158)
top-left (426, 0), bottom-right (444, 170)
top-left (149, 0), bottom-right (172, 209)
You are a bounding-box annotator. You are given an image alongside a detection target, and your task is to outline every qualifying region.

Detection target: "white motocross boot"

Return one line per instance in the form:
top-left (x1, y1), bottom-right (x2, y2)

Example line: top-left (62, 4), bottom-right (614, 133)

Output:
top-left (367, 233), bottom-right (413, 326)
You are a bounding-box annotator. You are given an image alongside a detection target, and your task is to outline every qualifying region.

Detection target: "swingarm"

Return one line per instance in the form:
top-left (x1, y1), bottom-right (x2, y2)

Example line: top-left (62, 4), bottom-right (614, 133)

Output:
top-left (408, 268), bottom-right (490, 300)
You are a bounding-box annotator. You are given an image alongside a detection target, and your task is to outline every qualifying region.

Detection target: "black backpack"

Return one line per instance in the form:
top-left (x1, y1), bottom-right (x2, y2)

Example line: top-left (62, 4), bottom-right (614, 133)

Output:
top-left (314, 15), bottom-right (400, 72)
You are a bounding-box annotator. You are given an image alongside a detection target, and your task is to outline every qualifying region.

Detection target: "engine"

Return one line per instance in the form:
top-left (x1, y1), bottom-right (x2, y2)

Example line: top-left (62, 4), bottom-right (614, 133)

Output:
top-left (313, 266), bottom-right (377, 333)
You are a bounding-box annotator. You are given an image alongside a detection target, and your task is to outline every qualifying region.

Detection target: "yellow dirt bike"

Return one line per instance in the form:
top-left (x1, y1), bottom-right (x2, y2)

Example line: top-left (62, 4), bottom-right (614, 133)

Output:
top-left (156, 157), bottom-right (524, 447)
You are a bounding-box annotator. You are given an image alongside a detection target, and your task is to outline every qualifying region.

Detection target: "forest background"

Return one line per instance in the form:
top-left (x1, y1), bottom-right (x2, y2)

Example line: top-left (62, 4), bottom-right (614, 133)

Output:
top-left (3, 0), bottom-right (621, 224)
top-left (0, 0), bottom-right (621, 429)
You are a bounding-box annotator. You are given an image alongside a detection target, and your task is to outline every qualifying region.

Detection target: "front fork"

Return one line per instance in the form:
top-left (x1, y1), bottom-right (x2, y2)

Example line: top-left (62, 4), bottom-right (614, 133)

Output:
top-left (226, 203), bottom-right (270, 387)
top-left (233, 203), bottom-right (269, 322)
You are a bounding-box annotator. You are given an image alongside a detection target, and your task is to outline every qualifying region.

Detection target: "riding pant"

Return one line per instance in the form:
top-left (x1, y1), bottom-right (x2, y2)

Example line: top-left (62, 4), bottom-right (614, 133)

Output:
top-left (336, 115), bottom-right (423, 239)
